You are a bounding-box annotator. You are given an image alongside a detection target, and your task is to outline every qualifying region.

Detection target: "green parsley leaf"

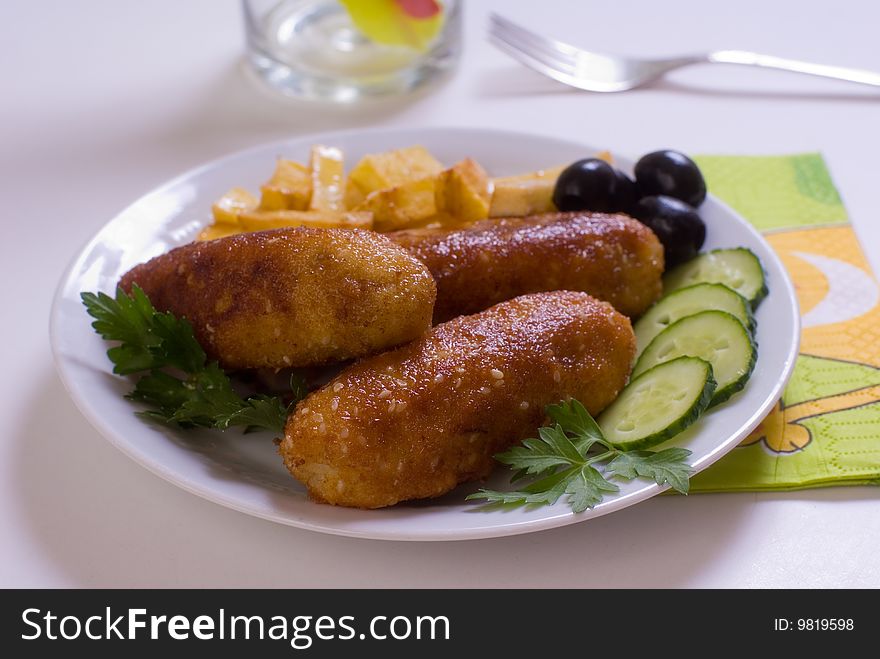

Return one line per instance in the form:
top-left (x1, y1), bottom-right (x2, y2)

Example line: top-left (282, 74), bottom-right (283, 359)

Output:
top-left (82, 288), bottom-right (158, 374)
top-left (223, 396), bottom-right (290, 434)
top-left (565, 465), bottom-right (620, 513)
top-left (468, 468), bottom-right (573, 507)
top-left (546, 398), bottom-right (607, 453)
top-left (83, 286), bottom-right (302, 435)
top-left (468, 404), bottom-right (620, 511)
top-left (81, 288), bottom-right (153, 345)
top-left (495, 426), bottom-right (582, 478)
top-left (289, 372), bottom-right (309, 403)
top-left (468, 401), bottom-right (694, 512)
top-left (606, 448), bottom-right (693, 494)
top-left (536, 425), bottom-right (585, 463)
top-left (128, 371), bottom-right (202, 422)
top-left (149, 310), bottom-right (207, 374)
top-left (165, 364), bottom-right (247, 427)
top-left (82, 286), bottom-right (206, 375)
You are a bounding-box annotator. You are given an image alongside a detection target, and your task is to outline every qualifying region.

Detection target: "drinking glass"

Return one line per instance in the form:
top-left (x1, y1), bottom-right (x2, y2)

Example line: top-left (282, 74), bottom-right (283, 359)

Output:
top-left (243, 0), bottom-right (462, 101)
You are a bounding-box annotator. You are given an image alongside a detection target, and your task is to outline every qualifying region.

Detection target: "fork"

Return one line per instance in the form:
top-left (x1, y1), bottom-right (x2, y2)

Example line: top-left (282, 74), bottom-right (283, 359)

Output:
top-left (488, 13), bottom-right (880, 92)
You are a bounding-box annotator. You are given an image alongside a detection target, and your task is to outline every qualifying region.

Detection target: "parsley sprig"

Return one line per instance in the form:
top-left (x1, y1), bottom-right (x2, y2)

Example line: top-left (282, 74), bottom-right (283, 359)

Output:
top-left (82, 285), bottom-right (301, 434)
top-left (467, 400), bottom-right (692, 512)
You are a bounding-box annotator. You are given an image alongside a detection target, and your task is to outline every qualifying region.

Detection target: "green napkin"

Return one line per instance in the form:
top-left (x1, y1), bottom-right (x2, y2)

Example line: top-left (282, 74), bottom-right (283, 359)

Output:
top-left (688, 154), bottom-right (880, 491)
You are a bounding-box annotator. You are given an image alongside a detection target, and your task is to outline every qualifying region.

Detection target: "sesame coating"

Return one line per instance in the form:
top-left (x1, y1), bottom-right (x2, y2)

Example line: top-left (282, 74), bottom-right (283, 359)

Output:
top-left (389, 211), bottom-right (664, 322)
top-left (119, 227), bottom-right (436, 369)
top-left (281, 291), bottom-right (636, 509)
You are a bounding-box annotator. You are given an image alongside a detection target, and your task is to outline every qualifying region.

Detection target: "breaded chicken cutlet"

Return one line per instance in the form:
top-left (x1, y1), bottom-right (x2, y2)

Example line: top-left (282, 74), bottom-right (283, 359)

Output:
top-left (389, 211), bottom-right (664, 322)
top-left (119, 228), bottom-right (436, 370)
top-left (281, 291), bottom-right (636, 509)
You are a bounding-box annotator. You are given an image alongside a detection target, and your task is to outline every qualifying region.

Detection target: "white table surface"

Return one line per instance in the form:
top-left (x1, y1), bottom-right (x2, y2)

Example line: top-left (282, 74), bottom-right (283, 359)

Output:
top-left (3, 0), bottom-right (879, 588)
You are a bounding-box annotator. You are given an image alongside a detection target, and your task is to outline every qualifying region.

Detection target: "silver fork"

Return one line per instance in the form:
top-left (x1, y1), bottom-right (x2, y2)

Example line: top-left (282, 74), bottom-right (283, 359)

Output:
top-left (488, 13), bottom-right (880, 92)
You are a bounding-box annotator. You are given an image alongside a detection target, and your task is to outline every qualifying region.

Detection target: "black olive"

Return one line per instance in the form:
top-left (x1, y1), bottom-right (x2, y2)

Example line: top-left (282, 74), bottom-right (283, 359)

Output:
top-left (634, 150), bottom-right (707, 207)
top-left (611, 168), bottom-right (637, 214)
top-left (552, 158), bottom-right (618, 213)
top-left (634, 195), bottom-right (706, 268)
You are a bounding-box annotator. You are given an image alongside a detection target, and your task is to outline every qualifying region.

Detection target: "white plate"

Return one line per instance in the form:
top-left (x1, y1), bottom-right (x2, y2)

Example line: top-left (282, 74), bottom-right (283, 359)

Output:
top-left (50, 127), bottom-right (800, 541)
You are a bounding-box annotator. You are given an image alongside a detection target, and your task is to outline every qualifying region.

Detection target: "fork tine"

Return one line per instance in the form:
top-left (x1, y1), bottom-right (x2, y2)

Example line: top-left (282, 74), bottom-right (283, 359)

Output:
top-left (489, 23), bottom-right (576, 74)
top-left (488, 33), bottom-right (581, 87)
top-left (489, 16), bottom-right (576, 69)
top-left (489, 13), bottom-right (581, 61)
top-left (489, 31), bottom-right (576, 75)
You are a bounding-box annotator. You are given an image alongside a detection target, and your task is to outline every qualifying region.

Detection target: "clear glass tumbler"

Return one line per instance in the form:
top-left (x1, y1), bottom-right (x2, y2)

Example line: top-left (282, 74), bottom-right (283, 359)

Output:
top-left (243, 0), bottom-right (462, 101)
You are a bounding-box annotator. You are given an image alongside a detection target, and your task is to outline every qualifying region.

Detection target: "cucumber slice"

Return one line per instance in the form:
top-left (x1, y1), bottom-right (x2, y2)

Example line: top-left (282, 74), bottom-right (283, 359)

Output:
top-left (598, 356), bottom-right (716, 450)
top-left (634, 283), bottom-right (754, 354)
top-left (663, 248), bottom-right (768, 308)
top-left (633, 310), bottom-right (756, 406)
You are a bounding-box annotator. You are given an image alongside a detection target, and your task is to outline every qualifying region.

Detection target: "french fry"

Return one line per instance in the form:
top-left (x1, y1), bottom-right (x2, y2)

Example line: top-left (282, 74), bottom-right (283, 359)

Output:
top-left (356, 177), bottom-right (441, 231)
top-left (197, 224), bottom-right (244, 241)
top-left (345, 145), bottom-right (443, 209)
top-left (309, 145), bottom-right (345, 212)
top-left (357, 158), bottom-right (492, 231)
top-left (489, 165), bottom-right (565, 218)
top-left (238, 209), bottom-right (373, 231)
top-left (487, 153), bottom-right (613, 218)
top-left (204, 145), bottom-right (619, 240)
top-left (259, 159), bottom-right (312, 210)
top-left (211, 187), bottom-right (258, 225)
top-left (438, 158), bottom-right (492, 224)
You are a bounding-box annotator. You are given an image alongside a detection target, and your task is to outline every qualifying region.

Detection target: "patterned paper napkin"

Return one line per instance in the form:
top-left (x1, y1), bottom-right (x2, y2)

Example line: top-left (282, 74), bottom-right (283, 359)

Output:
top-left (689, 154), bottom-right (880, 491)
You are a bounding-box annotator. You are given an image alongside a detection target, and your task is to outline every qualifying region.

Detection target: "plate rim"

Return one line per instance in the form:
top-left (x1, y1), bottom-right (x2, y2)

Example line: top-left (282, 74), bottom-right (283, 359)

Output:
top-left (50, 126), bottom-right (801, 541)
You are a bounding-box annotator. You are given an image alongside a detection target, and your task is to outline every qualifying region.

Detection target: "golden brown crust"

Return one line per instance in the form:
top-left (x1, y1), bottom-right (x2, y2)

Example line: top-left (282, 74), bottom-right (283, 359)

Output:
top-left (281, 291), bottom-right (636, 508)
top-left (389, 211), bottom-right (664, 322)
top-left (118, 228), bottom-right (436, 370)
